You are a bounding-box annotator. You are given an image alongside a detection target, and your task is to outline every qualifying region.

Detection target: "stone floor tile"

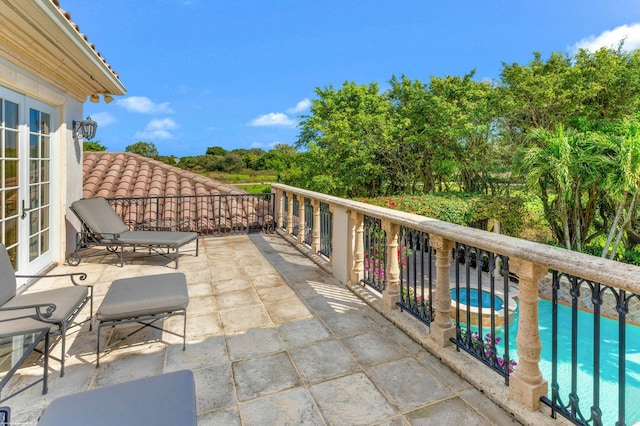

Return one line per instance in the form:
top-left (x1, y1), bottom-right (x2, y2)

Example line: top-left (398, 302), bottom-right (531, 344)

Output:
top-left (415, 352), bottom-right (475, 393)
top-left (165, 335), bottom-right (227, 372)
top-left (226, 327), bottom-right (284, 361)
top-left (239, 387), bottom-right (325, 426)
top-left (93, 346), bottom-right (165, 387)
top-left (368, 358), bottom-right (455, 411)
top-left (385, 326), bottom-right (425, 356)
top-left (405, 396), bottom-right (492, 425)
top-left (255, 284), bottom-right (297, 303)
top-left (309, 373), bottom-right (397, 426)
top-left (277, 318), bottom-right (331, 348)
top-left (219, 305), bottom-right (272, 333)
top-left (215, 289), bottom-right (261, 310)
top-left (198, 406), bottom-right (242, 426)
top-left (459, 388), bottom-right (521, 425)
top-left (289, 339), bottom-right (359, 383)
top-left (341, 332), bottom-right (409, 367)
top-left (211, 277), bottom-right (252, 294)
top-left (187, 281), bottom-right (214, 297)
top-left (374, 416), bottom-right (411, 426)
top-left (251, 274), bottom-right (288, 288)
top-left (264, 298), bottom-right (313, 323)
top-left (188, 295), bottom-right (217, 314)
top-left (233, 352), bottom-right (301, 401)
top-left (320, 309), bottom-right (380, 337)
top-left (193, 363), bottom-right (236, 413)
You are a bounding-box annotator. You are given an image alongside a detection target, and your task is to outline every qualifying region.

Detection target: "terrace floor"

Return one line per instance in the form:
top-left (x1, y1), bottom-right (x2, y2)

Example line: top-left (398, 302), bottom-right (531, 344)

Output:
top-left (4, 233), bottom-right (523, 425)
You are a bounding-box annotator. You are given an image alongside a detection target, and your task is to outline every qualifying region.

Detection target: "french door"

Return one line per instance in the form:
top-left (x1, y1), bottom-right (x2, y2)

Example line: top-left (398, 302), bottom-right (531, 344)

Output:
top-left (0, 86), bottom-right (54, 276)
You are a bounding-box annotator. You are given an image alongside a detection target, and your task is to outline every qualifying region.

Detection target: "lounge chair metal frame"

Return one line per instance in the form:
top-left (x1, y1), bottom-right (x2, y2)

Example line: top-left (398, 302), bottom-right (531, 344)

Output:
top-left (0, 405), bottom-right (9, 425)
top-left (0, 326), bottom-right (49, 404)
top-left (0, 245), bottom-right (93, 378)
top-left (96, 309), bottom-right (187, 367)
top-left (67, 198), bottom-right (199, 269)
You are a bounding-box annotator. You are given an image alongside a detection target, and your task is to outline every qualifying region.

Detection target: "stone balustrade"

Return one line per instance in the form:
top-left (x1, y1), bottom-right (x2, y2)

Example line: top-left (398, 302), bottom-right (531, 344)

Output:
top-left (272, 183), bottom-right (640, 419)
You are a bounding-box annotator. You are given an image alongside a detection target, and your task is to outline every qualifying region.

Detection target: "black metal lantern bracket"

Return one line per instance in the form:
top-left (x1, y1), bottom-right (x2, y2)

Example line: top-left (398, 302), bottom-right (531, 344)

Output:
top-left (72, 116), bottom-right (98, 140)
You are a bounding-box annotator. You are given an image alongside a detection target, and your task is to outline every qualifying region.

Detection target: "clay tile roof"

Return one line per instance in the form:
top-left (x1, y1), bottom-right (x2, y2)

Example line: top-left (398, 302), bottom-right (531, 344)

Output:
top-left (81, 152), bottom-right (276, 233)
top-left (82, 152), bottom-right (247, 200)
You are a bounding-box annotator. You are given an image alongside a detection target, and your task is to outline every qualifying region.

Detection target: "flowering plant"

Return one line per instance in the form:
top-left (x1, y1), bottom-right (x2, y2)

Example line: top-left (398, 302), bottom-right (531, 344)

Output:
top-left (460, 330), bottom-right (517, 373)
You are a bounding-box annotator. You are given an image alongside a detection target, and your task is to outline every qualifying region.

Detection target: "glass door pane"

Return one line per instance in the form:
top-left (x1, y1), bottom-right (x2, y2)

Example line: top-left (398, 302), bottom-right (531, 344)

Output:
top-left (0, 97), bottom-right (20, 269)
top-left (27, 108), bottom-right (51, 262)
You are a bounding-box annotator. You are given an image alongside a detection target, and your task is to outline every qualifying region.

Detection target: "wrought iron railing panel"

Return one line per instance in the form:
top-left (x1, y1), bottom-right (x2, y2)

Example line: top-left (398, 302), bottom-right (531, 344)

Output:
top-left (362, 215), bottom-right (386, 292)
top-left (282, 193), bottom-right (288, 230)
top-left (105, 194), bottom-right (275, 235)
top-left (539, 271), bottom-right (640, 426)
top-left (303, 198), bottom-right (313, 246)
top-left (319, 202), bottom-right (332, 257)
top-left (292, 195), bottom-right (300, 236)
top-left (397, 226), bottom-right (433, 326)
top-left (450, 242), bottom-right (512, 384)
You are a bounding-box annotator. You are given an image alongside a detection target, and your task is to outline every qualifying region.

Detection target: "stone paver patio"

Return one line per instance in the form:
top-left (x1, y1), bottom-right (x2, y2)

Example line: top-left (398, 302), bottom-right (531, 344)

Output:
top-left (2, 233), bottom-right (523, 425)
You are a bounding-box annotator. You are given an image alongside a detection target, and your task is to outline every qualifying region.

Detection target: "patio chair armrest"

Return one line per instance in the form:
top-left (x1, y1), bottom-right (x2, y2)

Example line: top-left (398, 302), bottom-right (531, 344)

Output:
top-left (0, 301), bottom-right (57, 320)
top-left (16, 272), bottom-right (90, 286)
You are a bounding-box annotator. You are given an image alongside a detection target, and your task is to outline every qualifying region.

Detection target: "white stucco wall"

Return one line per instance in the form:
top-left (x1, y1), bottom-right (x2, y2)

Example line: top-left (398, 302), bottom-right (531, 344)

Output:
top-left (0, 56), bottom-right (84, 265)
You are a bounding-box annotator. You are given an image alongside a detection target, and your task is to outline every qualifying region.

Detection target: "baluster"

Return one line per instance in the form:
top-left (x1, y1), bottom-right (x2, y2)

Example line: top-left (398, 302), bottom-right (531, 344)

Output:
top-left (509, 258), bottom-right (548, 410)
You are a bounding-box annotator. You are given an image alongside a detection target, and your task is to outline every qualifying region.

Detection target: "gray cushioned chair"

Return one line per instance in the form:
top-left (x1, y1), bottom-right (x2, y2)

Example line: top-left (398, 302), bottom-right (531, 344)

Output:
top-left (96, 273), bottom-right (188, 367)
top-left (37, 370), bottom-right (197, 426)
top-left (0, 244), bottom-right (92, 377)
top-left (68, 198), bottom-right (198, 268)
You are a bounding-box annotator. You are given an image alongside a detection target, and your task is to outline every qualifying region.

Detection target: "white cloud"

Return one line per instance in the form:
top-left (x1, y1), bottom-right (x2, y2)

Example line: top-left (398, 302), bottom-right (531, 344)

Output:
top-left (249, 112), bottom-right (296, 127)
top-left (286, 98), bottom-right (311, 114)
top-left (88, 112), bottom-right (116, 127)
top-left (250, 141), bottom-right (280, 149)
top-left (571, 23), bottom-right (640, 53)
top-left (117, 96), bottom-right (174, 114)
top-left (134, 118), bottom-right (179, 140)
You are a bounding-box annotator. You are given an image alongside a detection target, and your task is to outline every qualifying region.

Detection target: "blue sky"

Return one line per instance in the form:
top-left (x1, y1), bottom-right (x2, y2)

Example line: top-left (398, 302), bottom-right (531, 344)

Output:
top-left (62, 0), bottom-right (640, 158)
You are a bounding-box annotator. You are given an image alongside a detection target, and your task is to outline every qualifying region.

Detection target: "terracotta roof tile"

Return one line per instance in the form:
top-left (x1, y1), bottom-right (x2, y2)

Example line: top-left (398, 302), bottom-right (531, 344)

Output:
top-left (81, 152), bottom-right (271, 232)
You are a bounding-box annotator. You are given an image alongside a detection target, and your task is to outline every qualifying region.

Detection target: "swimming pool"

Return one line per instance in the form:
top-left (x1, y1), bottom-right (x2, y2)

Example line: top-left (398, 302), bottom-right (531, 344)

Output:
top-left (450, 288), bottom-right (504, 311)
top-left (503, 299), bottom-right (640, 425)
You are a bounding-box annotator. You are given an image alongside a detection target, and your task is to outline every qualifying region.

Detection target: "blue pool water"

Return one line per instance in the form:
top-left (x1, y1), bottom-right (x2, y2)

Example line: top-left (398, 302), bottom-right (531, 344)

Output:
top-left (450, 288), bottom-right (504, 311)
top-left (502, 300), bottom-right (640, 425)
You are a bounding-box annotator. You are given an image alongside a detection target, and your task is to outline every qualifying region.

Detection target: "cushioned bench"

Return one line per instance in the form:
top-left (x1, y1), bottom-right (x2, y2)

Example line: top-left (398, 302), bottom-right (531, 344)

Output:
top-left (96, 272), bottom-right (189, 366)
top-left (37, 370), bottom-right (196, 426)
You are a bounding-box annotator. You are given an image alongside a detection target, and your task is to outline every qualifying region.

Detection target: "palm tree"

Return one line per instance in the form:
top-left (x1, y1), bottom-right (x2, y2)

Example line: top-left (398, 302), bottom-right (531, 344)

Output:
top-left (601, 120), bottom-right (640, 258)
top-left (517, 125), bottom-right (606, 251)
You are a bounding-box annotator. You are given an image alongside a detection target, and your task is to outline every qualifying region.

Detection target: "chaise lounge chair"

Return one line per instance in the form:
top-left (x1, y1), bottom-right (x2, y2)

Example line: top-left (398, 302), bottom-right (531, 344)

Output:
top-left (0, 244), bottom-right (92, 377)
top-left (68, 198), bottom-right (199, 268)
top-left (37, 370), bottom-right (197, 426)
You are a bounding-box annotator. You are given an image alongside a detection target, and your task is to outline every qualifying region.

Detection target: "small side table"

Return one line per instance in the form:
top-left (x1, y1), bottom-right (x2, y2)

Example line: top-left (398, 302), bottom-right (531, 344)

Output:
top-left (0, 327), bottom-right (49, 403)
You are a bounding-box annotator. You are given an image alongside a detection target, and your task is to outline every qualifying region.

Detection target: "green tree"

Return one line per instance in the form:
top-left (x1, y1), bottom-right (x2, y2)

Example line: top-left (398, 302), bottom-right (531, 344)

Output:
top-left (125, 141), bottom-right (159, 159)
top-left (297, 81), bottom-right (392, 197)
top-left (83, 141), bottom-right (107, 151)
top-left (263, 143), bottom-right (297, 180)
top-left (206, 146), bottom-right (227, 156)
top-left (221, 153), bottom-right (244, 172)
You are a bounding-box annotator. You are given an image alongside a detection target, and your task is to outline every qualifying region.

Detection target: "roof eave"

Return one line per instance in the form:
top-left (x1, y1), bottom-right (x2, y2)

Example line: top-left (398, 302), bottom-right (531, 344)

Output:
top-left (0, 0), bottom-right (126, 102)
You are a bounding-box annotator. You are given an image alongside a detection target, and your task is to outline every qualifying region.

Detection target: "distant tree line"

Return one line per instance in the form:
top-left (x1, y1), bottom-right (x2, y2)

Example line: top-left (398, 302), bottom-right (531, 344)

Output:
top-left (84, 139), bottom-right (297, 176)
